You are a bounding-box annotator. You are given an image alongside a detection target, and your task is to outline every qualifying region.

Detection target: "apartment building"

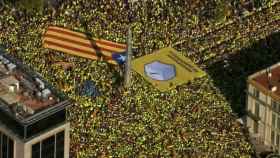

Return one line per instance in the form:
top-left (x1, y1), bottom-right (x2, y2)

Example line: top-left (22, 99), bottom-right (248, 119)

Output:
top-left (247, 62), bottom-right (280, 154)
top-left (0, 51), bottom-right (72, 158)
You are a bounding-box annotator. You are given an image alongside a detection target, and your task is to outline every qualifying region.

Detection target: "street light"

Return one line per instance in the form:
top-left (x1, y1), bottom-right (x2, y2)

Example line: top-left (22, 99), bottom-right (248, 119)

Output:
top-left (124, 27), bottom-right (132, 88)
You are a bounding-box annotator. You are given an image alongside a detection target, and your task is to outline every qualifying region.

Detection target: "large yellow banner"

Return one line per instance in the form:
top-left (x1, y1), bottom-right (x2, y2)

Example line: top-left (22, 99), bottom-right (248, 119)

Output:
top-left (132, 47), bottom-right (206, 91)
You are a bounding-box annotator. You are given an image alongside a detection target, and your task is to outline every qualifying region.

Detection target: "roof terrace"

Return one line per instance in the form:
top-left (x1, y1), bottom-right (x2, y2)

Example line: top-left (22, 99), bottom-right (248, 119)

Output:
top-left (248, 62), bottom-right (280, 101)
top-left (0, 51), bottom-right (71, 126)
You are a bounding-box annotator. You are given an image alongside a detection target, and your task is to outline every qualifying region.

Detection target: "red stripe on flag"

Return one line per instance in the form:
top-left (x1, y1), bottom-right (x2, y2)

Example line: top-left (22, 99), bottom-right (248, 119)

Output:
top-left (47, 28), bottom-right (127, 49)
top-left (44, 34), bottom-right (123, 53)
top-left (44, 40), bottom-right (113, 60)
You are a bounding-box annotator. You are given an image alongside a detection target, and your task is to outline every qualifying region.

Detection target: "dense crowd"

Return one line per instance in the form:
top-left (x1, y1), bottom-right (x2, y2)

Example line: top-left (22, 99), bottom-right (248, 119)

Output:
top-left (0, 0), bottom-right (278, 157)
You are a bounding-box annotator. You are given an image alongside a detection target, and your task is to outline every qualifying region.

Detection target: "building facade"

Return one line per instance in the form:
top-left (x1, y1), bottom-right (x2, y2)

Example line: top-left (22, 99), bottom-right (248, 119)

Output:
top-left (0, 121), bottom-right (70, 158)
top-left (247, 62), bottom-right (280, 154)
top-left (0, 51), bottom-right (72, 158)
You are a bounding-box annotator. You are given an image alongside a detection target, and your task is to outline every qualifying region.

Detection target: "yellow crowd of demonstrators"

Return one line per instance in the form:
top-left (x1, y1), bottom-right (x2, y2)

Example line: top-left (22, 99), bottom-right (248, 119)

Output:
top-left (1, 0), bottom-right (278, 157)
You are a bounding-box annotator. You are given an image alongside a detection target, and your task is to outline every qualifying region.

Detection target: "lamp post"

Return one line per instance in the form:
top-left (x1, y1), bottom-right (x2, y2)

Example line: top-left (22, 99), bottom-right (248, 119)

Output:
top-left (124, 27), bottom-right (132, 88)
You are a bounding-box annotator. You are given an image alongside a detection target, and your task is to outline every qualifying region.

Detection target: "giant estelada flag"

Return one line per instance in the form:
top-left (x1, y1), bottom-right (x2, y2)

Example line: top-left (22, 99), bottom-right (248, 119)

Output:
top-left (42, 26), bottom-right (127, 65)
top-left (132, 47), bottom-right (206, 91)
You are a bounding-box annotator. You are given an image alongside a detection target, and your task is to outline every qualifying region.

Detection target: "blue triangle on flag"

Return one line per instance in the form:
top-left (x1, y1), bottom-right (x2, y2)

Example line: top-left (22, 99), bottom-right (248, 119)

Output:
top-left (112, 52), bottom-right (127, 65)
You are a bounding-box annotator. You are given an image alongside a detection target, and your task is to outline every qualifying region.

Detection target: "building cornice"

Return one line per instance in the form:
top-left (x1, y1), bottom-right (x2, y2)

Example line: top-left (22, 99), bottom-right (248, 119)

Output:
top-left (247, 78), bottom-right (280, 102)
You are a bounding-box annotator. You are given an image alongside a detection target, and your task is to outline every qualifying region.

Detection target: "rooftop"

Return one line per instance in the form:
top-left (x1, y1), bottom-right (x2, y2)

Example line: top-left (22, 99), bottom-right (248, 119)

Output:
top-left (0, 51), bottom-right (71, 125)
top-left (248, 63), bottom-right (280, 101)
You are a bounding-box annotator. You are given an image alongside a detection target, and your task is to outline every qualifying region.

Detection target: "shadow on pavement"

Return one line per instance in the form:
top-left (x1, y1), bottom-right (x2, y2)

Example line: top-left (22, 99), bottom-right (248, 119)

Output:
top-left (207, 32), bottom-right (280, 117)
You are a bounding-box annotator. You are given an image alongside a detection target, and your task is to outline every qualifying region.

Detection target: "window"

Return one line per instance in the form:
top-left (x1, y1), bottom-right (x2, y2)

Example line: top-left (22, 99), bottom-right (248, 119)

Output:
top-left (272, 130), bottom-right (275, 145)
top-left (255, 102), bottom-right (260, 117)
top-left (272, 114), bottom-right (276, 128)
top-left (32, 142), bottom-right (40, 158)
top-left (254, 121), bottom-right (258, 133)
top-left (271, 100), bottom-right (280, 113)
top-left (0, 131), bottom-right (14, 158)
top-left (8, 138), bottom-right (13, 158)
top-left (253, 88), bottom-right (260, 98)
top-left (272, 100), bottom-right (277, 110)
top-left (277, 134), bottom-right (280, 146)
top-left (31, 130), bottom-right (65, 158)
top-left (42, 136), bottom-right (55, 158)
top-left (0, 133), bottom-right (1, 158)
top-left (278, 117), bottom-right (280, 129)
top-left (2, 134), bottom-right (7, 158)
top-left (56, 131), bottom-right (65, 158)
